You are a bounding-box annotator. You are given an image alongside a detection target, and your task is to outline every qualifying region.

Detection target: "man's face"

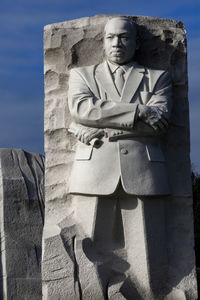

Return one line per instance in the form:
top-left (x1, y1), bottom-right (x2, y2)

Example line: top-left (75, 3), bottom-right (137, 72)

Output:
top-left (104, 18), bottom-right (137, 65)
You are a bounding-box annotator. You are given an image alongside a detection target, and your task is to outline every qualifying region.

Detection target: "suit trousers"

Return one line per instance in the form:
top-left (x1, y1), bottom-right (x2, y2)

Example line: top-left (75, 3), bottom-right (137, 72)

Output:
top-left (72, 182), bottom-right (168, 299)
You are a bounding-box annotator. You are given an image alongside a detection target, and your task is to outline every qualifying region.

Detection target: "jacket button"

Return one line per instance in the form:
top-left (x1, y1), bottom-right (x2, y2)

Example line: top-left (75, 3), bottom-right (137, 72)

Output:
top-left (120, 148), bottom-right (128, 155)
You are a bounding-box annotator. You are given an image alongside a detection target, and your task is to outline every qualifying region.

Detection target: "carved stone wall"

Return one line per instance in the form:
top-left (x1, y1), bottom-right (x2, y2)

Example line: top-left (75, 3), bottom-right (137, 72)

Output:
top-left (0, 148), bottom-right (44, 300)
top-left (43, 15), bottom-right (197, 299)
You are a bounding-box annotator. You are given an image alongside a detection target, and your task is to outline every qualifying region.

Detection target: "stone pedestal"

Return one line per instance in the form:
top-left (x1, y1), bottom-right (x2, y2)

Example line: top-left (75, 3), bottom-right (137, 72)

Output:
top-left (43, 15), bottom-right (197, 299)
top-left (0, 149), bottom-right (44, 300)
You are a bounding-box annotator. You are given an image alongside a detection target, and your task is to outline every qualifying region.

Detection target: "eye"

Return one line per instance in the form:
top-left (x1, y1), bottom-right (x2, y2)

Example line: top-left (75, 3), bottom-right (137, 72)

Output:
top-left (106, 36), bottom-right (112, 39)
top-left (121, 36), bottom-right (129, 41)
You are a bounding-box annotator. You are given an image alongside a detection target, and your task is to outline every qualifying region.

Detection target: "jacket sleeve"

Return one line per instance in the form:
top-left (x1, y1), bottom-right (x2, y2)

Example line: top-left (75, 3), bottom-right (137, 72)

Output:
top-left (129, 70), bottom-right (172, 136)
top-left (141, 70), bottom-right (172, 119)
top-left (68, 68), bottom-right (138, 130)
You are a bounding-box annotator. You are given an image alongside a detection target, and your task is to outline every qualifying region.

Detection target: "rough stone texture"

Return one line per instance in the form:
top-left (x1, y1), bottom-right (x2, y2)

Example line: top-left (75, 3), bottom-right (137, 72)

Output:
top-left (43, 15), bottom-right (197, 299)
top-left (0, 148), bottom-right (44, 300)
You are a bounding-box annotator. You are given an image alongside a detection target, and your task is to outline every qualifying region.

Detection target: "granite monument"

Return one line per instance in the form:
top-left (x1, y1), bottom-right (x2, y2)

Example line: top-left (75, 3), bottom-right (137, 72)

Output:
top-left (42, 15), bottom-right (197, 300)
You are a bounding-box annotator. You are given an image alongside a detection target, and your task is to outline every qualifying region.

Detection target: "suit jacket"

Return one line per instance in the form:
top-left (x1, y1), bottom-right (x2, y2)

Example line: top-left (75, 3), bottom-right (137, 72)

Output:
top-left (67, 61), bottom-right (172, 196)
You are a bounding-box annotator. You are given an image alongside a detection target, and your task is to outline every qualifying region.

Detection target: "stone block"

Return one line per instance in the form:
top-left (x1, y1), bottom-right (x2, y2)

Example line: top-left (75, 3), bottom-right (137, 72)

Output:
top-left (0, 148), bottom-right (44, 299)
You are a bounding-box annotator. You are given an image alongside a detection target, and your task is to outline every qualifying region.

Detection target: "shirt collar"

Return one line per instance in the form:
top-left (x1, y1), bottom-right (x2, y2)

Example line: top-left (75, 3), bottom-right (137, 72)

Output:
top-left (107, 60), bottom-right (135, 74)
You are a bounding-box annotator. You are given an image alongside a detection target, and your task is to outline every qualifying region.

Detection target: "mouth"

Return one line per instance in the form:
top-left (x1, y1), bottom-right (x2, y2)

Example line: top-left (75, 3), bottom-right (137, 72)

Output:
top-left (111, 50), bottom-right (124, 56)
top-left (112, 49), bottom-right (123, 53)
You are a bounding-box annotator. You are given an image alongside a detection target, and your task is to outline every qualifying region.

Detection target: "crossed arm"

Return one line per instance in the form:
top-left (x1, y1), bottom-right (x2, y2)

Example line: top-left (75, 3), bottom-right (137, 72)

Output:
top-left (68, 68), bottom-right (172, 144)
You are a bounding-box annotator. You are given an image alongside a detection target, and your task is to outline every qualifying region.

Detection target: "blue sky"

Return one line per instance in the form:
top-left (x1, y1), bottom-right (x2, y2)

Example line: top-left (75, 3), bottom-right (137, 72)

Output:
top-left (0, 0), bottom-right (200, 170)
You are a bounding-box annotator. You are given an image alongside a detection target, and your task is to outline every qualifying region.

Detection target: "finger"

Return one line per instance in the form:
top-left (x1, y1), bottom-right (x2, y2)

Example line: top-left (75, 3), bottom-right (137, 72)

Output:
top-left (85, 130), bottom-right (104, 143)
top-left (84, 135), bottom-right (91, 145)
top-left (82, 132), bottom-right (91, 144)
top-left (85, 135), bottom-right (98, 145)
top-left (89, 131), bottom-right (102, 140)
top-left (81, 133), bottom-right (88, 144)
top-left (97, 130), bottom-right (105, 137)
top-left (160, 118), bottom-right (169, 128)
top-left (151, 120), bottom-right (166, 131)
top-left (158, 121), bottom-right (169, 132)
top-left (156, 121), bottom-right (165, 130)
top-left (80, 135), bottom-right (84, 143)
top-left (154, 122), bottom-right (168, 133)
top-left (150, 123), bottom-right (160, 131)
top-left (160, 114), bottom-right (169, 122)
top-left (77, 132), bottom-right (82, 141)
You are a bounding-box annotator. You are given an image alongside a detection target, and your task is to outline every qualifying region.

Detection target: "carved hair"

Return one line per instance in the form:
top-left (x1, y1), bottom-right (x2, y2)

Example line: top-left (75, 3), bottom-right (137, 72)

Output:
top-left (104, 16), bottom-right (137, 35)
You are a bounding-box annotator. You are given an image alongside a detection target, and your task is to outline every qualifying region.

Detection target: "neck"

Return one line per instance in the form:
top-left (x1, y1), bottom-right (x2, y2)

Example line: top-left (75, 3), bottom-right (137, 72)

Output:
top-left (107, 59), bottom-right (134, 66)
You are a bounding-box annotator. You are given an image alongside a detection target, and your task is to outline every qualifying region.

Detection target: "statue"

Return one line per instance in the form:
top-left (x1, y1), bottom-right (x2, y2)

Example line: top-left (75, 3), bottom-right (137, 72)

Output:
top-left (68, 16), bottom-right (172, 195)
top-left (67, 17), bottom-right (172, 299)
top-left (43, 15), bottom-right (197, 300)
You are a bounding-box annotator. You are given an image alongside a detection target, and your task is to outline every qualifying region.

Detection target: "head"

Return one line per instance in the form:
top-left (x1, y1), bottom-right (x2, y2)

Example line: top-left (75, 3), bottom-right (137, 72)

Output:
top-left (104, 17), bottom-right (139, 65)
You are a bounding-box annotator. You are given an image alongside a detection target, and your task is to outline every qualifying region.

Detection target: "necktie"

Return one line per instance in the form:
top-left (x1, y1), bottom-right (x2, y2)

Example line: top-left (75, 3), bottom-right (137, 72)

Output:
top-left (114, 67), bottom-right (125, 95)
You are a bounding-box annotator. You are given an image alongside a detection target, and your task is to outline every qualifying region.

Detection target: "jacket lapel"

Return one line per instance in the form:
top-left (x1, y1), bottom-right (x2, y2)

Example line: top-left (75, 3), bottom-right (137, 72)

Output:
top-left (95, 61), bottom-right (121, 102)
top-left (121, 63), bottom-right (145, 103)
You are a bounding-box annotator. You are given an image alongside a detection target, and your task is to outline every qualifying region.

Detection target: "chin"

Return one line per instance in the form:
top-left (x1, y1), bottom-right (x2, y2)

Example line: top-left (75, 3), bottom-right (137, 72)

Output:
top-left (110, 57), bottom-right (125, 65)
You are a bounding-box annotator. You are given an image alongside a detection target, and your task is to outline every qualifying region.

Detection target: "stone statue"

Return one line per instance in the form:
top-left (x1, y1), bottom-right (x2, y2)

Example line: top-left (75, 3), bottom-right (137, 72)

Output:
top-left (68, 17), bottom-right (172, 196)
top-left (43, 15), bottom-right (197, 300)
top-left (67, 17), bottom-right (173, 298)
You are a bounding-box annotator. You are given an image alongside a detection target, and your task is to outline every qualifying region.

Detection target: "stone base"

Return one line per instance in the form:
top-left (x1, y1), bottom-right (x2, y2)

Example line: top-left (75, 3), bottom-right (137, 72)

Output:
top-left (42, 193), bottom-right (197, 299)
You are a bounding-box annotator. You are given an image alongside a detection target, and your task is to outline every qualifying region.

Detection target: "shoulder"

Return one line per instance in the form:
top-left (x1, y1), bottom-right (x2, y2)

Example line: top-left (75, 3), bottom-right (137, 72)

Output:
top-left (134, 63), bottom-right (171, 91)
top-left (134, 61), bottom-right (168, 76)
top-left (146, 67), bottom-right (170, 79)
top-left (134, 62), bottom-right (169, 79)
top-left (69, 63), bottom-right (104, 88)
top-left (143, 65), bottom-right (168, 75)
top-left (144, 67), bottom-right (171, 88)
top-left (69, 63), bottom-right (101, 77)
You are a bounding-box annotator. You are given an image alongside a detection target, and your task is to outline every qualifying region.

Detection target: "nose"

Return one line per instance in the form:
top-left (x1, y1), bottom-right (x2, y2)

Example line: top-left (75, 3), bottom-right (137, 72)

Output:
top-left (112, 36), bottom-right (122, 47)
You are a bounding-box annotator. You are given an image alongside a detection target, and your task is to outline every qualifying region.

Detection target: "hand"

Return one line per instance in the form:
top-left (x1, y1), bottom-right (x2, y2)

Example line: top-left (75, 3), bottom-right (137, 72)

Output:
top-left (68, 122), bottom-right (104, 145)
top-left (76, 127), bottom-right (104, 145)
top-left (138, 105), bottom-right (169, 132)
